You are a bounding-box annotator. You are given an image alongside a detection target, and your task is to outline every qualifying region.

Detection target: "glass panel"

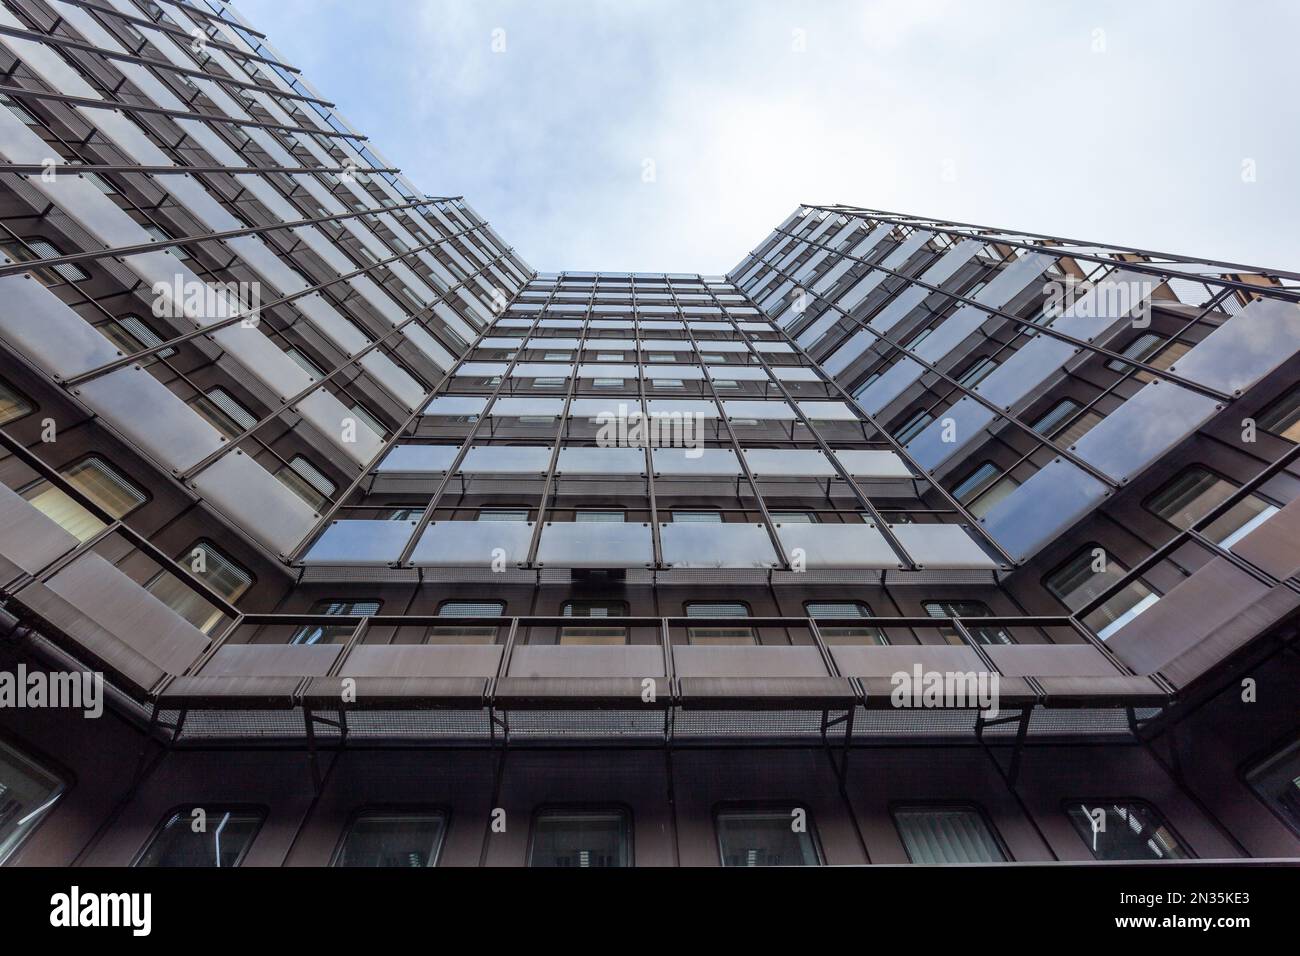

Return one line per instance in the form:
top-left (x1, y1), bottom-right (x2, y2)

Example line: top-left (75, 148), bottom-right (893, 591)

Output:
top-left (660, 523), bottom-right (779, 569)
top-left (895, 807), bottom-right (1005, 864)
top-left (1066, 802), bottom-right (1189, 861)
top-left (980, 459), bottom-right (1110, 563)
top-left (717, 810), bottom-right (821, 866)
top-left (529, 810), bottom-right (630, 867)
top-left (672, 511), bottom-right (722, 523)
top-left (136, 809), bottom-right (264, 867)
top-left (0, 740), bottom-right (65, 864)
top-left (334, 812), bottom-right (447, 867)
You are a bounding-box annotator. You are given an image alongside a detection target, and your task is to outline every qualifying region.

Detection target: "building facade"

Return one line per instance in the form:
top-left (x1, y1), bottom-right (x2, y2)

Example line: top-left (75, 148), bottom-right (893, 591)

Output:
top-left (0, 0), bottom-right (1299, 868)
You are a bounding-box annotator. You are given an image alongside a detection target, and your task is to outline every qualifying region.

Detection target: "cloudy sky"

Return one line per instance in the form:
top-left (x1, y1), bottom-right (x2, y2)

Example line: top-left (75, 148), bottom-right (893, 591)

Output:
top-left (237, 0), bottom-right (1300, 276)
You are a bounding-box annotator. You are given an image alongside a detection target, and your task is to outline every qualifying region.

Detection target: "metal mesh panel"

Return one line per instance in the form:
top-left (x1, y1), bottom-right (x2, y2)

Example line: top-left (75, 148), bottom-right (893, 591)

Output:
top-left (502, 710), bottom-right (664, 738)
top-left (673, 709), bottom-right (835, 738)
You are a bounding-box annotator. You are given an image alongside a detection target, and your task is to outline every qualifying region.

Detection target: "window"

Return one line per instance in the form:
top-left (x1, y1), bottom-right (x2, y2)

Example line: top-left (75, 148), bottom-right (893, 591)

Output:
top-left (3, 238), bottom-right (90, 284)
top-left (101, 314), bottom-right (175, 360)
top-left (1029, 400), bottom-right (1102, 447)
top-left (348, 402), bottom-right (386, 438)
top-left (275, 456), bottom-right (335, 511)
top-left (716, 809), bottom-right (822, 867)
top-left (430, 600), bottom-right (505, 643)
top-left (191, 387), bottom-right (257, 439)
top-left (950, 462), bottom-right (1019, 519)
top-left (1107, 333), bottom-right (1190, 382)
top-left (146, 541), bottom-right (251, 634)
top-left (769, 511), bottom-right (817, 524)
top-left (1065, 801), bottom-right (1190, 861)
top-left (1044, 547), bottom-right (1157, 641)
top-left (333, 811), bottom-right (447, 867)
top-left (23, 457), bottom-right (147, 542)
top-left (0, 739), bottom-right (66, 865)
top-left (956, 356), bottom-right (997, 388)
top-left (478, 508), bottom-right (529, 521)
top-left (574, 510), bottom-right (624, 523)
top-left (285, 348), bottom-right (324, 378)
top-left (894, 806), bottom-right (1006, 864)
top-left (894, 410), bottom-right (934, 444)
top-left (560, 600), bottom-right (628, 645)
top-left (1106, 332), bottom-right (1162, 372)
top-left (0, 92), bottom-right (39, 125)
top-left (135, 808), bottom-right (264, 867)
top-left (806, 601), bottom-right (883, 645)
top-left (290, 599), bottom-right (381, 645)
top-left (922, 600), bottom-right (1011, 646)
top-left (528, 809), bottom-right (630, 867)
top-left (686, 602), bottom-right (754, 645)
top-left (1257, 385), bottom-right (1300, 442)
top-left (0, 377), bottom-right (34, 425)
top-left (672, 511), bottom-right (722, 523)
top-left (1147, 467), bottom-right (1278, 549)
top-left (1244, 737), bottom-right (1300, 837)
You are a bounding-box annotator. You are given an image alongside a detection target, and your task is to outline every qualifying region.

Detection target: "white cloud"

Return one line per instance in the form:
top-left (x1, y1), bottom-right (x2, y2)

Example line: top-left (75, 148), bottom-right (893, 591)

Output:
top-left (236, 0), bottom-right (1300, 274)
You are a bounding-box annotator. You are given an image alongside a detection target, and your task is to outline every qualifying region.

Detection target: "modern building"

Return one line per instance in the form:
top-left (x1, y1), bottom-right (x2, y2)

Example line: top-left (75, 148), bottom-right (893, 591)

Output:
top-left (0, 0), bottom-right (1298, 868)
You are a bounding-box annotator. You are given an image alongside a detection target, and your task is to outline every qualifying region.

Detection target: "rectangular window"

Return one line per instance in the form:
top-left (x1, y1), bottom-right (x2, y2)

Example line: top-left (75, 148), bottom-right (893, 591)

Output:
top-left (146, 541), bottom-right (251, 634)
top-left (101, 314), bottom-right (176, 360)
top-left (5, 238), bottom-right (90, 284)
top-left (574, 510), bottom-right (624, 523)
top-left (478, 508), bottom-right (530, 521)
top-left (1147, 467), bottom-right (1278, 549)
top-left (716, 809), bottom-right (822, 867)
top-left (956, 356), bottom-right (997, 388)
top-left (1031, 399), bottom-right (1082, 437)
top-left (276, 456), bottom-right (336, 511)
top-left (23, 457), bottom-right (147, 542)
top-left (0, 740), bottom-right (66, 864)
top-left (286, 348), bottom-right (325, 378)
top-left (686, 602), bottom-right (754, 645)
top-left (1257, 385), bottom-right (1300, 442)
top-left (290, 599), bottom-right (381, 646)
top-left (528, 809), bottom-right (630, 868)
top-left (333, 811), bottom-right (447, 867)
top-left (894, 806), bottom-right (1006, 864)
top-left (430, 600), bottom-right (505, 643)
top-left (1244, 738), bottom-right (1300, 837)
top-left (922, 600), bottom-right (1011, 646)
top-left (560, 601), bottom-right (628, 645)
top-left (1105, 332), bottom-right (1162, 373)
top-left (951, 462), bottom-right (1019, 519)
top-left (191, 387), bottom-right (257, 439)
top-left (769, 511), bottom-right (817, 524)
top-left (672, 511), bottom-right (722, 523)
top-left (0, 377), bottom-right (34, 425)
top-left (135, 808), bottom-right (264, 867)
top-left (1065, 801), bottom-right (1189, 861)
top-left (894, 410), bottom-right (934, 444)
top-left (807, 601), bottom-right (884, 645)
top-left (1044, 548), bottom-right (1157, 640)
